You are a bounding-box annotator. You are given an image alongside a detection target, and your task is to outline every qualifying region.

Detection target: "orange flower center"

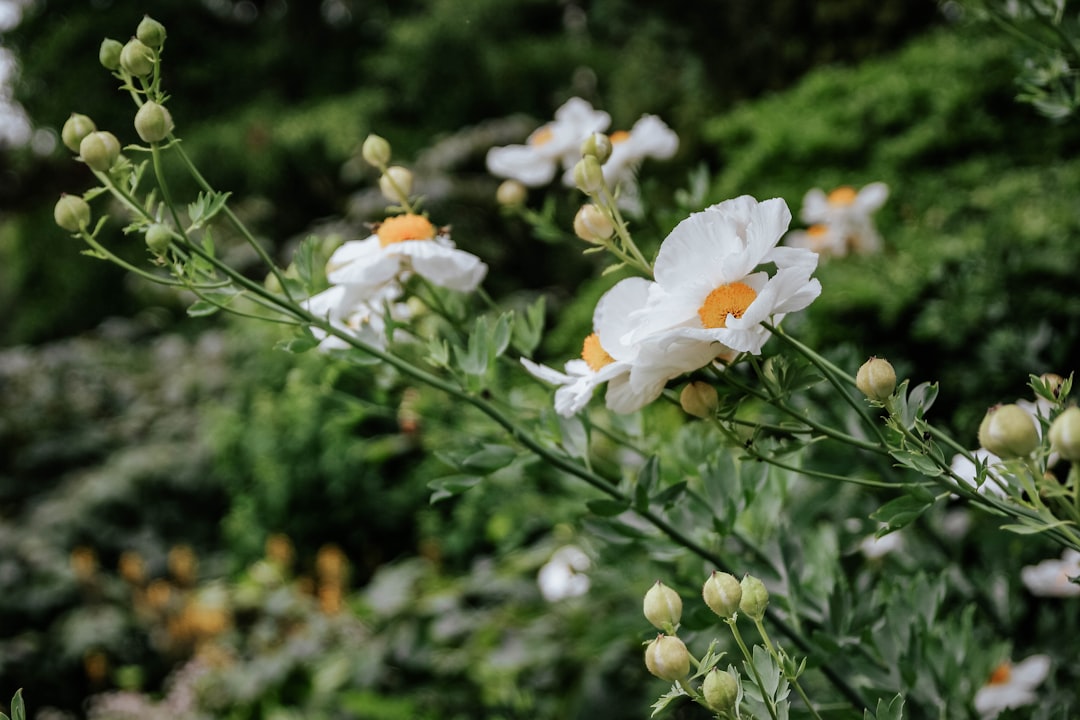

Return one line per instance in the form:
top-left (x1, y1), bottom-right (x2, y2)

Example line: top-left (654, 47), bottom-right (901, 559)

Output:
top-left (377, 214), bottom-right (436, 247)
top-left (581, 333), bottom-right (615, 371)
top-left (529, 125), bottom-right (555, 147)
top-left (609, 130), bottom-right (631, 144)
top-left (988, 663), bottom-right (1012, 686)
top-left (827, 186), bottom-right (857, 206)
top-left (698, 282), bottom-right (758, 329)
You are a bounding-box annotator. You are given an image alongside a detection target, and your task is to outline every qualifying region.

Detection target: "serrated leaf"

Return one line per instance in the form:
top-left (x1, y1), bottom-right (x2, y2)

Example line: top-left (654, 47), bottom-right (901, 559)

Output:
top-left (586, 498), bottom-right (630, 517)
top-left (293, 235), bottom-right (323, 290)
top-left (649, 686), bottom-right (685, 717)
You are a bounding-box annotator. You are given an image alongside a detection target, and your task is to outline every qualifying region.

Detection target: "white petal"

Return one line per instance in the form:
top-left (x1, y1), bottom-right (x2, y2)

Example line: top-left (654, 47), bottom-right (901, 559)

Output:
top-left (486, 145), bottom-right (559, 186)
top-left (594, 277), bottom-right (653, 359)
top-left (1010, 655), bottom-right (1051, 688)
top-left (398, 241), bottom-right (488, 291)
top-left (855, 181), bottom-right (889, 212)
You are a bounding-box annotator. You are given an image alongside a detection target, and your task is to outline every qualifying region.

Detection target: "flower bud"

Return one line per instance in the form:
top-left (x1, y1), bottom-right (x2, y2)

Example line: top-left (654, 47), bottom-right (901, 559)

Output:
top-left (120, 37), bottom-right (155, 77)
top-left (643, 581), bottom-right (682, 631)
top-left (978, 403), bottom-right (1039, 459)
top-left (144, 223), bottom-right (174, 255)
top-left (644, 634), bottom-right (690, 682)
top-left (580, 132), bottom-right (612, 164)
top-left (739, 574), bottom-right (769, 621)
top-left (136, 16), bottom-right (167, 50)
top-left (702, 668), bottom-right (739, 713)
top-left (99, 38), bottom-right (123, 71)
top-left (680, 381), bottom-right (719, 419)
top-left (1049, 407), bottom-right (1080, 462)
top-left (496, 179), bottom-right (527, 207)
top-left (79, 131), bottom-right (121, 172)
top-left (856, 356), bottom-right (896, 402)
top-left (1040, 373), bottom-right (1065, 399)
top-left (62, 113), bottom-right (97, 153)
top-left (573, 155), bottom-right (605, 195)
top-left (361, 133), bottom-right (391, 167)
top-left (572, 203), bottom-right (614, 243)
top-left (379, 165), bottom-right (413, 203)
top-left (54, 194), bottom-right (91, 233)
top-left (702, 571), bottom-right (742, 619)
top-left (134, 101), bottom-right (174, 143)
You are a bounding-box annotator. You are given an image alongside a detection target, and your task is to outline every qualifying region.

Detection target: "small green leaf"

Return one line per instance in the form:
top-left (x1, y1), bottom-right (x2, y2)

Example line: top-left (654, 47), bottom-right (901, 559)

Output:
top-left (890, 450), bottom-right (943, 477)
top-left (460, 445), bottom-right (517, 474)
top-left (1000, 519), bottom-right (1074, 535)
top-left (428, 475), bottom-right (482, 503)
top-left (275, 331), bottom-right (319, 354)
top-left (186, 300), bottom-right (221, 317)
top-left (586, 498), bottom-right (631, 517)
top-left (652, 481), bottom-right (688, 507)
top-left (512, 296), bottom-right (546, 356)
top-left (871, 494), bottom-right (934, 531)
top-left (491, 312), bottom-right (513, 359)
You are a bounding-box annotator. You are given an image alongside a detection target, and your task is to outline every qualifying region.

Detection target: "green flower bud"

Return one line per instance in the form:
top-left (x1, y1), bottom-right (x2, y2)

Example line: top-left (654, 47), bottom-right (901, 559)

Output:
top-left (379, 166), bottom-right (413, 203)
top-left (79, 131), bottom-right (121, 172)
top-left (572, 155), bottom-right (605, 195)
top-left (644, 634), bottom-right (690, 682)
top-left (702, 668), bottom-right (739, 713)
top-left (361, 133), bottom-right (391, 167)
top-left (120, 37), bottom-right (155, 77)
top-left (1049, 406), bottom-right (1080, 462)
top-left (643, 581), bottom-right (682, 631)
top-left (1040, 373), bottom-right (1065, 399)
top-left (54, 194), bottom-right (91, 233)
top-left (62, 113), bottom-right (97, 153)
top-left (702, 571), bottom-right (742, 619)
top-left (134, 101), bottom-right (174, 143)
top-left (580, 132), bottom-right (612, 164)
top-left (739, 574), bottom-right (769, 621)
top-left (572, 203), bottom-right (614, 243)
top-left (144, 223), bottom-right (175, 255)
top-left (680, 381), bottom-right (719, 419)
top-left (978, 403), bottom-right (1039, 459)
top-left (856, 356), bottom-right (896, 402)
top-left (99, 38), bottom-right (123, 70)
top-left (136, 16), bottom-right (167, 50)
top-left (495, 179), bottom-right (527, 208)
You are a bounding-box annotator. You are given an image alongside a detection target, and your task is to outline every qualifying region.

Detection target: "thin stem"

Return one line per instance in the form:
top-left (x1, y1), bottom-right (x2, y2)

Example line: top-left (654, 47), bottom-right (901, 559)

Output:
top-left (753, 618), bottom-right (823, 720)
top-left (727, 620), bottom-right (780, 720)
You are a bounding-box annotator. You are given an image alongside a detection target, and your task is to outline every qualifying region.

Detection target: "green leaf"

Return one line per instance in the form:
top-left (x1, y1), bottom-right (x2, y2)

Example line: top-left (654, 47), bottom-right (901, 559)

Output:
top-left (586, 498), bottom-right (631, 517)
top-left (293, 235), bottom-right (326, 291)
top-left (491, 312), bottom-right (513, 359)
top-left (428, 475), bottom-right (482, 503)
top-left (864, 693), bottom-right (905, 720)
top-left (187, 190), bottom-right (233, 230)
top-left (275, 331), bottom-right (319, 354)
top-left (634, 455), bottom-right (660, 511)
top-left (649, 686), bottom-right (685, 717)
top-left (652, 481), bottom-right (688, 507)
top-left (460, 445), bottom-right (517, 474)
top-left (870, 494), bottom-right (934, 531)
top-left (186, 300), bottom-right (221, 317)
top-left (890, 450), bottom-right (944, 477)
top-left (512, 296), bottom-right (546, 356)
top-left (10, 690), bottom-right (24, 720)
top-left (1000, 519), bottom-right (1074, 535)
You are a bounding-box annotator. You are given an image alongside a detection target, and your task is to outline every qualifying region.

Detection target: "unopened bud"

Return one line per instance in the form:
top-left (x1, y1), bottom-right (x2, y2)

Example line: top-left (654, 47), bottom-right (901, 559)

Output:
top-left (54, 194), bottom-right (91, 233)
top-left (496, 179), bottom-right (527, 207)
top-left (680, 381), bottom-right (718, 419)
top-left (120, 37), bottom-right (155, 77)
top-left (144, 223), bottom-right (174, 254)
top-left (99, 38), bottom-right (123, 71)
top-left (978, 403), bottom-right (1039, 459)
top-left (1049, 406), bottom-right (1080, 462)
top-left (79, 131), bottom-right (121, 172)
top-left (644, 634), bottom-right (690, 682)
top-left (1040, 373), bottom-right (1065, 399)
top-left (739, 574), bottom-right (769, 621)
top-left (856, 356), bottom-right (896, 402)
top-left (361, 134), bottom-right (392, 167)
top-left (581, 132), bottom-right (613, 164)
top-left (702, 668), bottom-right (739, 713)
top-left (62, 113), bottom-right (97, 153)
top-left (702, 571), bottom-right (742, 619)
top-left (136, 16), bottom-right (167, 50)
top-left (379, 166), bottom-right (413, 203)
top-left (134, 101), bottom-right (174, 143)
top-left (572, 203), bottom-right (614, 243)
top-left (643, 581), bottom-right (682, 631)
top-left (573, 155), bottom-right (605, 195)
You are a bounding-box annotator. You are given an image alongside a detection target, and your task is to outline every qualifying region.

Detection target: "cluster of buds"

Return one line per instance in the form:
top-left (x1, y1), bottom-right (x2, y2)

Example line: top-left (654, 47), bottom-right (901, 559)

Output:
top-left (361, 133), bottom-right (415, 206)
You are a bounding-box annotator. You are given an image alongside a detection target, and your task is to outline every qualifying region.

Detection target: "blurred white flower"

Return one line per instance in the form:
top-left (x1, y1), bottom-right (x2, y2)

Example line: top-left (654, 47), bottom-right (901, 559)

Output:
top-left (974, 654), bottom-right (1051, 718)
top-left (859, 528), bottom-right (904, 560)
top-left (790, 182), bottom-right (888, 257)
top-left (1021, 549), bottom-right (1080, 597)
top-left (303, 282), bottom-right (409, 352)
top-left (950, 448), bottom-right (1008, 498)
top-left (537, 545), bottom-right (591, 601)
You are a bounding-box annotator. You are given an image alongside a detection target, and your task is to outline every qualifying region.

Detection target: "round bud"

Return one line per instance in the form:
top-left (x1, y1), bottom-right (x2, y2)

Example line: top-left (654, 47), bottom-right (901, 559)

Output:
top-left (644, 634), bottom-right (690, 682)
top-left (79, 131), bottom-right (121, 172)
top-left (572, 203), bottom-right (614, 243)
top-left (99, 38), bottom-right (123, 70)
top-left (978, 403), bottom-right (1039, 459)
top-left (379, 166), bottom-right (414, 203)
top-left (144, 223), bottom-right (174, 255)
top-left (62, 113), bottom-right (97, 153)
top-left (1040, 373), bottom-right (1065, 398)
top-left (54, 194), bottom-right (91, 233)
top-left (495, 179), bottom-right (527, 208)
top-left (702, 571), bottom-right (742, 619)
top-left (643, 581), bottom-right (683, 631)
top-left (120, 38), bottom-right (155, 77)
top-left (572, 155), bottom-right (605, 195)
top-left (136, 16), bottom-right (167, 50)
top-left (361, 134), bottom-right (392, 167)
top-left (680, 381), bottom-right (719, 419)
top-left (580, 132), bottom-right (613, 164)
top-left (702, 668), bottom-right (739, 713)
top-left (856, 356), bottom-right (896, 402)
top-left (739, 575), bottom-right (769, 621)
top-left (1049, 406), bottom-right (1080, 462)
top-left (134, 101), bottom-right (174, 143)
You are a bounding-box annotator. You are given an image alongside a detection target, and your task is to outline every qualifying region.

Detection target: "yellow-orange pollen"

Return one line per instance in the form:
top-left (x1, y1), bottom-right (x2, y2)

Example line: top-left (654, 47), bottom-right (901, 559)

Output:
top-left (377, 213), bottom-right (436, 247)
top-left (529, 125), bottom-right (555, 147)
top-left (988, 663), bottom-right (1012, 686)
top-left (581, 333), bottom-right (615, 372)
top-left (609, 130), bottom-right (631, 144)
top-left (827, 186), bottom-right (857, 206)
top-left (698, 282), bottom-right (758, 329)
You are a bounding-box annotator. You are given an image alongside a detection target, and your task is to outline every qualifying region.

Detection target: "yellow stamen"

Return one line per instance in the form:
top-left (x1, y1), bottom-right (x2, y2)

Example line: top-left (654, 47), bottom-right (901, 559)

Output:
top-left (581, 333), bottom-right (615, 371)
top-left (529, 125), bottom-right (555, 146)
top-left (988, 663), bottom-right (1012, 686)
top-left (377, 213), bottom-right (436, 247)
top-left (698, 282), bottom-right (758, 329)
top-left (609, 130), bottom-right (631, 144)
top-left (827, 186), bottom-right (857, 206)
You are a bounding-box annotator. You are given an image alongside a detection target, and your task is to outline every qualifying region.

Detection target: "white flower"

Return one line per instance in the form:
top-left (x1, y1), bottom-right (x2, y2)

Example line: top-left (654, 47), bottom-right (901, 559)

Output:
top-left (973, 655), bottom-right (1051, 718)
top-left (1021, 549), bottom-right (1080, 597)
top-left (537, 545), bottom-right (591, 601)
top-left (486, 97), bottom-right (611, 186)
top-left (793, 182), bottom-right (888, 256)
top-left (626, 196), bottom-right (822, 361)
top-left (326, 214), bottom-right (487, 295)
top-left (784, 223), bottom-right (846, 257)
top-left (859, 528), bottom-right (904, 560)
top-left (303, 282), bottom-right (409, 352)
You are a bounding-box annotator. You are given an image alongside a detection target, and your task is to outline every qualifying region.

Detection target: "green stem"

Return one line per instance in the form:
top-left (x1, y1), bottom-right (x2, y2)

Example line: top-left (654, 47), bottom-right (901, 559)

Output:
top-left (753, 618), bottom-right (823, 720)
top-left (726, 620), bottom-right (780, 720)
